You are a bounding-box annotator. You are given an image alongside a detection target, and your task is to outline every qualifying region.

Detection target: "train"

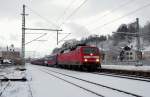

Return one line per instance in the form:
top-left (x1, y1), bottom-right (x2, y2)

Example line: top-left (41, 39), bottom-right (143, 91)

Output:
top-left (31, 45), bottom-right (102, 71)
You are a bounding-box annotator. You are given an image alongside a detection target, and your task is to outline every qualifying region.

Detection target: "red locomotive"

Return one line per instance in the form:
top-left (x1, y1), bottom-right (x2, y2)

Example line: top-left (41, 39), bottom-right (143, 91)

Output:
top-left (57, 45), bottom-right (101, 71)
top-left (31, 45), bottom-right (101, 71)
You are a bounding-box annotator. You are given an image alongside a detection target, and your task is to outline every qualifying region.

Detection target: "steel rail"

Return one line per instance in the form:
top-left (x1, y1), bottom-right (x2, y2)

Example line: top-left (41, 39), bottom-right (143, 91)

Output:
top-left (39, 69), bottom-right (104, 97)
top-left (27, 80), bottom-right (34, 97)
top-left (0, 81), bottom-right (10, 96)
top-left (41, 68), bottom-right (142, 97)
top-left (92, 72), bottom-right (150, 82)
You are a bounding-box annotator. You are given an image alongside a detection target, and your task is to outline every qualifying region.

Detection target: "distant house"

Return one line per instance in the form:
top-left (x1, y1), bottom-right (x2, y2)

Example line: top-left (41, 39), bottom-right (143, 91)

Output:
top-left (122, 50), bottom-right (138, 61)
top-left (0, 51), bottom-right (20, 59)
top-left (119, 46), bottom-right (142, 62)
top-left (0, 46), bottom-right (21, 64)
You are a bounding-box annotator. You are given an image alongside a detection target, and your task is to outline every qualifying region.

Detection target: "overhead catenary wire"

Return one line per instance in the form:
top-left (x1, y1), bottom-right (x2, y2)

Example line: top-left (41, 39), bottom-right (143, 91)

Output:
top-left (25, 33), bottom-right (47, 45)
top-left (26, 6), bottom-right (60, 29)
top-left (89, 2), bottom-right (150, 32)
top-left (56, 0), bottom-right (88, 44)
top-left (84, 0), bottom-right (137, 27)
top-left (26, 0), bottom-right (87, 44)
top-left (60, 0), bottom-right (88, 26)
top-left (24, 5), bottom-right (65, 46)
top-left (57, 0), bottom-right (77, 24)
top-left (58, 33), bottom-right (71, 43)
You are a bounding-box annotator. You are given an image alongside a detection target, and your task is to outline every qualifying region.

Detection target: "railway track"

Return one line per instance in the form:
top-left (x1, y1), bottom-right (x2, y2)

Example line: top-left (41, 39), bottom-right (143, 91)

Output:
top-left (58, 66), bottom-right (150, 82)
top-left (27, 80), bottom-right (34, 97)
top-left (93, 72), bottom-right (150, 82)
top-left (40, 69), bottom-right (104, 97)
top-left (39, 67), bottom-right (142, 97)
top-left (0, 73), bottom-right (27, 97)
top-left (100, 68), bottom-right (150, 79)
top-left (52, 66), bottom-right (150, 82)
top-left (0, 81), bottom-right (10, 96)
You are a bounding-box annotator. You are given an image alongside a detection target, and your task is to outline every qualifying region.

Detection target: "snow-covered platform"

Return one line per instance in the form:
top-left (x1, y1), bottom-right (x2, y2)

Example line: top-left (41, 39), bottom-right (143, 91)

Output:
top-left (101, 64), bottom-right (150, 72)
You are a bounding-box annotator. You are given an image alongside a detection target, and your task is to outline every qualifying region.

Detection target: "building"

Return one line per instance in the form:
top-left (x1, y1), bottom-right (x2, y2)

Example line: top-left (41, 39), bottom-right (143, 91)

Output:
top-left (0, 45), bottom-right (21, 64)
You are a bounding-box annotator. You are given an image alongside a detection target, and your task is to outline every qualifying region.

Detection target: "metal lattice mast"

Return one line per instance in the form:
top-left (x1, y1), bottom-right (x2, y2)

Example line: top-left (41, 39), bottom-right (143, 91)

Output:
top-left (136, 18), bottom-right (141, 52)
top-left (21, 4), bottom-right (26, 65)
top-left (136, 18), bottom-right (142, 65)
top-left (21, 5), bottom-right (65, 65)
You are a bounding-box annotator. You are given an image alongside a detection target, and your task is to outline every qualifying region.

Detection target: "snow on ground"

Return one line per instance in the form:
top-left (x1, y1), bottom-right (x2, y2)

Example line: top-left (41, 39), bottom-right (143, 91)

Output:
top-left (35, 64), bottom-right (150, 97)
top-left (1, 64), bottom-right (150, 97)
top-left (0, 65), bottom-right (26, 79)
top-left (0, 65), bottom-right (30, 97)
top-left (101, 64), bottom-right (150, 72)
top-left (27, 65), bottom-right (98, 97)
top-left (1, 82), bottom-right (30, 97)
top-left (0, 66), bottom-right (15, 76)
top-left (39, 67), bottom-right (133, 97)
top-left (1, 64), bottom-right (98, 97)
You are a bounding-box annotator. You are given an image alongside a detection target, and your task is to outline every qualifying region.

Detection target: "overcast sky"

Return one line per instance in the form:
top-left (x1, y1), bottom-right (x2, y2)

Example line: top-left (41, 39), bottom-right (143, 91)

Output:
top-left (0, 0), bottom-right (150, 57)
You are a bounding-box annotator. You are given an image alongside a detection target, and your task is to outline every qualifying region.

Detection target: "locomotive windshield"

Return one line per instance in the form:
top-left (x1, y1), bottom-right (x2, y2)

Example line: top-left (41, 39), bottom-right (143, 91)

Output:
top-left (83, 47), bottom-right (98, 54)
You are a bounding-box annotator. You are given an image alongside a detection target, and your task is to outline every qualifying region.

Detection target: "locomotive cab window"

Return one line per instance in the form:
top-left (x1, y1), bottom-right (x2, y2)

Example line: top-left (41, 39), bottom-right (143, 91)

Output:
top-left (83, 47), bottom-right (98, 54)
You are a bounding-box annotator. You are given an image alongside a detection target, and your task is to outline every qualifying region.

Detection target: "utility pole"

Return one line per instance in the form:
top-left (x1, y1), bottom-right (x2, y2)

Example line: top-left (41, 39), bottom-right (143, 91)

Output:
top-left (21, 4), bottom-right (28, 65)
top-left (20, 5), bottom-right (66, 66)
top-left (136, 18), bottom-right (140, 52)
top-left (136, 18), bottom-right (142, 65)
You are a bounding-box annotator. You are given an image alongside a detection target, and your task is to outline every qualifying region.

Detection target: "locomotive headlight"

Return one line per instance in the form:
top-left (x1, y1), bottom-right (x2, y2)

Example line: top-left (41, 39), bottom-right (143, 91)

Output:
top-left (96, 59), bottom-right (99, 62)
top-left (84, 59), bottom-right (88, 62)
